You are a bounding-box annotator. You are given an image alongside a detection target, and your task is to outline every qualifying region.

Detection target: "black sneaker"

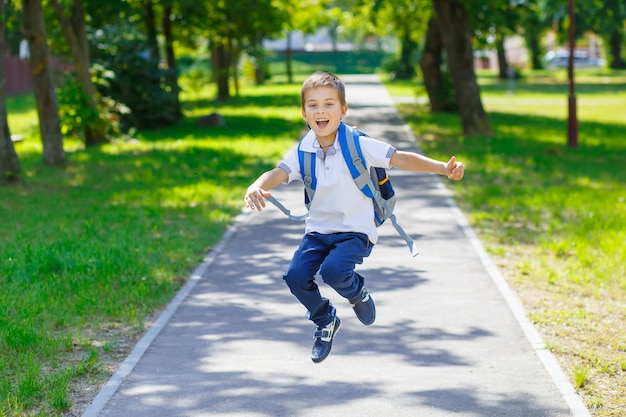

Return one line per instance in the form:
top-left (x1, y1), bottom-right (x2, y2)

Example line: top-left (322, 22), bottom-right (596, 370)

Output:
top-left (349, 288), bottom-right (375, 325)
top-left (311, 315), bottom-right (342, 363)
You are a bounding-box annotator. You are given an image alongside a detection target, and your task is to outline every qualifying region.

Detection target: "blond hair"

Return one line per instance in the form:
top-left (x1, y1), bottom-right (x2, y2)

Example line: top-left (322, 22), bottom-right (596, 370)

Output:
top-left (300, 71), bottom-right (346, 109)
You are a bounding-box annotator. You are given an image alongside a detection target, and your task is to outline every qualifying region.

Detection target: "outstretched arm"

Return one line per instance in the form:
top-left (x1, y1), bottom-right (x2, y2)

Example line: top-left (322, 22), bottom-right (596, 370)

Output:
top-left (244, 167), bottom-right (289, 211)
top-left (390, 151), bottom-right (464, 181)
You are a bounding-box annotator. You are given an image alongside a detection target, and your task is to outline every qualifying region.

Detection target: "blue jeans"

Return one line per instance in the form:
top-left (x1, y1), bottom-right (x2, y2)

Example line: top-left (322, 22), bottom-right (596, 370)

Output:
top-left (283, 232), bottom-right (373, 327)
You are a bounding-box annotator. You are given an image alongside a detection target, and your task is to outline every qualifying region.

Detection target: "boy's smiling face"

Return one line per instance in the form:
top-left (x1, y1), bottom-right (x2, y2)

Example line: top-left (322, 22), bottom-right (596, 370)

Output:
top-left (302, 86), bottom-right (348, 144)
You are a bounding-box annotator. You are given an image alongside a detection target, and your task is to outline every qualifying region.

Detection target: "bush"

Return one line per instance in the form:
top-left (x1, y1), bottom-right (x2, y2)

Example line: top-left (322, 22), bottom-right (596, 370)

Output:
top-left (56, 71), bottom-right (129, 139)
top-left (89, 25), bottom-right (182, 132)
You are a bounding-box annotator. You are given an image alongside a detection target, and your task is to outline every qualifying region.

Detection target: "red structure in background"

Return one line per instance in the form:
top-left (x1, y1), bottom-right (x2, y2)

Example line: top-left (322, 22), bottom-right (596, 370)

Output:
top-left (567, 0), bottom-right (578, 148)
top-left (3, 52), bottom-right (74, 96)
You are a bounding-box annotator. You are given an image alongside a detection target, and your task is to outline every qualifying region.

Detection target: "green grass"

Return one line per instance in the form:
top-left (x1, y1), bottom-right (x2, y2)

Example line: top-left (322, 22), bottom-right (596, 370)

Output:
top-left (1, 80), bottom-right (304, 415)
top-left (386, 68), bottom-right (626, 416)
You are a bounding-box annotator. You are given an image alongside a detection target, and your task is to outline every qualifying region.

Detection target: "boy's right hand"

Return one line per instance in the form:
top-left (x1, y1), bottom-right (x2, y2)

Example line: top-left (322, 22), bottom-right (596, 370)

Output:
top-left (446, 156), bottom-right (464, 181)
top-left (245, 186), bottom-right (271, 211)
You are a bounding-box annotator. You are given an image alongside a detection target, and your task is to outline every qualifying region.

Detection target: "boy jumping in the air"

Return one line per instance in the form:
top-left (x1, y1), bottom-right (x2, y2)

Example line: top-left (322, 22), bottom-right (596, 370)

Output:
top-left (245, 71), bottom-right (465, 363)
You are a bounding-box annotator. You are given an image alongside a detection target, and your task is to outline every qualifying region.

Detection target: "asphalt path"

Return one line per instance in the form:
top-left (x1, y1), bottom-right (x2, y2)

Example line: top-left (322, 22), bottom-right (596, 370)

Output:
top-left (82, 74), bottom-right (590, 417)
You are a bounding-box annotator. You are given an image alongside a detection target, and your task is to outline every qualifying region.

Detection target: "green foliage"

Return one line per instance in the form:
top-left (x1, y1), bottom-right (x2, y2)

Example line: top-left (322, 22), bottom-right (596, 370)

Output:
top-left (431, 69), bottom-right (457, 112)
top-left (56, 75), bottom-right (97, 136)
top-left (185, 64), bottom-right (214, 97)
top-left (1, 0), bottom-right (23, 54)
top-left (89, 25), bottom-right (182, 132)
top-left (56, 72), bottom-right (129, 139)
top-left (198, 0), bottom-right (287, 51)
top-left (367, 0), bottom-right (430, 43)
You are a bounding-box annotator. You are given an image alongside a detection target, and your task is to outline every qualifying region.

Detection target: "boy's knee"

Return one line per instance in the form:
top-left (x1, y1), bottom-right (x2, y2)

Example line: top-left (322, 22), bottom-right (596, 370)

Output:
top-left (283, 269), bottom-right (313, 290)
top-left (319, 262), bottom-right (352, 287)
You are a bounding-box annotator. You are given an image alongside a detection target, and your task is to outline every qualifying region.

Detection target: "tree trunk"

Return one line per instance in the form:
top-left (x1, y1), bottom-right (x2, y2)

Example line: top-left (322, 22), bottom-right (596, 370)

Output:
top-left (609, 30), bottom-right (624, 69)
top-left (22, 0), bottom-right (66, 165)
top-left (432, 0), bottom-right (492, 136)
top-left (249, 39), bottom-right (266, 86)
top-left (0, 0), bottom-right (21, 182)
top-left (71, 0), bottom-right (88, 64)
top-left (144, 0), bottom-right (159, 62)
top-left (329, 23), bottom-right (338, 52)
top-left (212, 42), bottom-right (230, 102)
top-left (49, 0), bottom-right (106, 146)
top-left (396, 32), bottom-right (417, 80)
top-left (496, 34), bottom-right (509, 80)
top-left (0, 116), bottom-right (20, 183)
top-left (162, 0), bottom-right (182, 118)
top-left (232, 47), bottom-right (240, 97)
top-left (285, 32), bottom-right (293, 84)
top-left (420, 16), bottom-right (456, 112)
top-left (524, 27), bottom-right (543, 69)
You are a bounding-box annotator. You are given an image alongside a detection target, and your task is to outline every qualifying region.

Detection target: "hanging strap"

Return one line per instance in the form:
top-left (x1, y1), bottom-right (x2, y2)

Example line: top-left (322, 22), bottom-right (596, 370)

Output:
top-left (265, 196), bottom-right (309, 221)
top-left (385, 211), bottom-right (419, 257)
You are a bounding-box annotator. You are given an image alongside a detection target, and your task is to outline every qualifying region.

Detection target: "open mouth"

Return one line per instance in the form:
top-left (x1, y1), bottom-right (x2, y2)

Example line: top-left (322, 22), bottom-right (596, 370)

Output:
top-left (316, 118), bottom-right (329, 128)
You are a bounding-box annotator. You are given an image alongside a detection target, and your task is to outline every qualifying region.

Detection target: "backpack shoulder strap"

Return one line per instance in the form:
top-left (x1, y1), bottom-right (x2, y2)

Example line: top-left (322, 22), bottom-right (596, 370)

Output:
top-left (297, 139), bottom-right (316, 209)
top-left (338, 123), bottom-right (376, 198)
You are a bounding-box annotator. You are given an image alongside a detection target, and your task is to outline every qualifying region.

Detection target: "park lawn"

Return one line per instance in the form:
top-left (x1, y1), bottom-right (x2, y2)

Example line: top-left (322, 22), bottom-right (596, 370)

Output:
top-left (386, 69), bottom-right (626, 416)
top-left (1, 81), bottom-right (304, 416)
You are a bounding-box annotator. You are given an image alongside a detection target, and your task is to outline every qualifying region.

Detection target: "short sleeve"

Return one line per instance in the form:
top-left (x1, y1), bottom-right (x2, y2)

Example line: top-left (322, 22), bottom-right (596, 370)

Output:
top-left (359, 135), bottom-right (396, 169)
top-left (277, 146), bottom-right (302, 184)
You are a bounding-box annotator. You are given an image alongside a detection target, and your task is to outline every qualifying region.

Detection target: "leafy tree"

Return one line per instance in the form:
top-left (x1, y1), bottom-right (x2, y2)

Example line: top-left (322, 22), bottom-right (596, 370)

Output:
top-left (139, 0), bottom-right (182, 116)
top-left (280, 0), bottom-right (329, 83)
top-left (540, 0), bottom-right (624, 68)
top-left (83, 0), bottom-right (183, 130)
top-left (3, 0), bottom-right (24, 53)
top-left (0, 1), bottom-right (21, 182)
top-left (584, 0), bottom-right (625, 68)
top-left (420, 14), bottom-right (457, 112)
top-left (368, 0), bottom-right (431, 79)
top-left (369, 0), bottom-right (490, 133)
top-left (89, 23), bottom-right (181, 131)
top-left (198, 0), bottom-right (287, 100)
top-left (432, 0), bottom-right (491, 136)
top-left (470, 1), bottom-right (521, 79)
top-left (22, 0), bottom-right (66, 164)
top-left (48, 0), bottom-right (108, 146)
top-left (518, 0), bottom-right (549, 70)
top-left (160, 0), bottom-right (182, 105)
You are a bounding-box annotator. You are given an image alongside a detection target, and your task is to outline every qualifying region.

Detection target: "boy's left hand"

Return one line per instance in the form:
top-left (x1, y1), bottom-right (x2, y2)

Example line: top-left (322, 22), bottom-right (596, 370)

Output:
top-left (446, 156), bottom-right (464, 181)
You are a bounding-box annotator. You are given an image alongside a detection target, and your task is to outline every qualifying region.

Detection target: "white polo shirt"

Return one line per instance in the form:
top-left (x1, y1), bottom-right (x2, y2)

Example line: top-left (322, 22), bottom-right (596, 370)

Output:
top-left (278, 129), bottom-right (396, 244)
